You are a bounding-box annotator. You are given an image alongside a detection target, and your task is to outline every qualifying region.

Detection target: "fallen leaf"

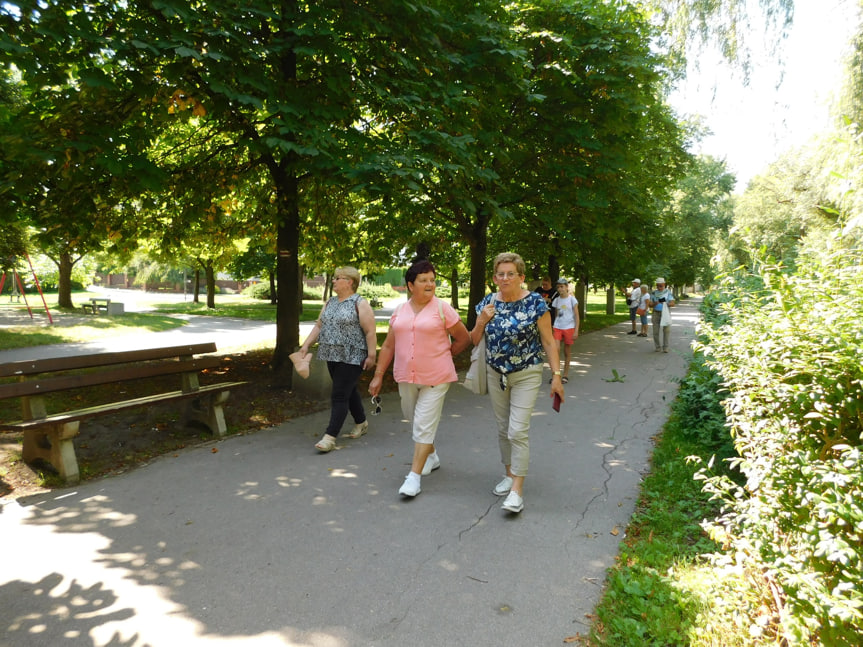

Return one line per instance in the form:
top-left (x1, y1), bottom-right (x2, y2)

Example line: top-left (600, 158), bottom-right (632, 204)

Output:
top-left (211, 447), bottom-right (219, 453)
top-left (610, 526), bottom-right (620, 536)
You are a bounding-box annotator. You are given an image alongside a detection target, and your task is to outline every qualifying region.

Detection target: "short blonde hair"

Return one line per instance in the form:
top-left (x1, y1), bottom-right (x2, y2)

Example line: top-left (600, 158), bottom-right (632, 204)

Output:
top-left (492, 252), bottom-right (526, 277)
top-left (335, 266), bottom-right (361, 292)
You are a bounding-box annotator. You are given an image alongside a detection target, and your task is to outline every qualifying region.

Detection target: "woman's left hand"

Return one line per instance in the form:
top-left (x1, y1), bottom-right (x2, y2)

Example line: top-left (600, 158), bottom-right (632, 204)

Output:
top-left (550, 376), bottom-right (565, 399)
top-left (362, 356), bottom-right (376, 371)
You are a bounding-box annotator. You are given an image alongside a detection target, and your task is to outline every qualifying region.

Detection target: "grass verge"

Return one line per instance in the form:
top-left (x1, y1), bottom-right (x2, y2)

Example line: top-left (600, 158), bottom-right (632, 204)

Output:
top-left (587, 361), bottom-right (743, 646)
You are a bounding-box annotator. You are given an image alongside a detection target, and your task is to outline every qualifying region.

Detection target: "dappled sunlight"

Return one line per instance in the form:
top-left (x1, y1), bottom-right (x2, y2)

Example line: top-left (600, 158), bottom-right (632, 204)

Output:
top-left (326, 468), bottom-right (358, 479)
top-left (22, 494), bottom-right (137, 533)
top-left (276, 476), bottom-right (303, 488)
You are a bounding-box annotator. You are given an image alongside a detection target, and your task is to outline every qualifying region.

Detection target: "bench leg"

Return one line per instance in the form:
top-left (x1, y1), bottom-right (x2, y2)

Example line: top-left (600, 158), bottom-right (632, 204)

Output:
top-left (22, 422), bottom-right (81, 484)
top-left (186, 390), bottom-right (230, 437)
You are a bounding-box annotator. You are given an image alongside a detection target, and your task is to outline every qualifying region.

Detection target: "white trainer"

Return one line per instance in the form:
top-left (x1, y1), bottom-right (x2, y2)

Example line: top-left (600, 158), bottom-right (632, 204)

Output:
top-left (502, 491), bottom-right (524, 513)
top-left (493, 476), bottom-right (513, 496)
top-left (399, 473), bottom-right (421, 497)
top-left (421, 452), bottom-right (441, 476)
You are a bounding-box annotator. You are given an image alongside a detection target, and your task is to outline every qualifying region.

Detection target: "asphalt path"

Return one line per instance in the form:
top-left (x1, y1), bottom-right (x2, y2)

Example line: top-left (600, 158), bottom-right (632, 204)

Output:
top-left (0, 299), bottom-right (701, 646)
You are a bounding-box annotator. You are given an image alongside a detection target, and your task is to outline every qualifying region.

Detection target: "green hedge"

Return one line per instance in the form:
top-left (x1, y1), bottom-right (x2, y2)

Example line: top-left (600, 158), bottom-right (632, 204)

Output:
top-left (696, 244), bottom-right (863, 644)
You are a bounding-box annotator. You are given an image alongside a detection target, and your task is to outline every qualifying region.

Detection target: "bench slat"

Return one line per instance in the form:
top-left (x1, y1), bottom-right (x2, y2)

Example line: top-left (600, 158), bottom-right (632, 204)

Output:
top-left (0, 356), bottom-right (223, 399)
top-left (0, 382), bottom-right (247, 430)
top-left (0, 342), bottom-right (218, 378)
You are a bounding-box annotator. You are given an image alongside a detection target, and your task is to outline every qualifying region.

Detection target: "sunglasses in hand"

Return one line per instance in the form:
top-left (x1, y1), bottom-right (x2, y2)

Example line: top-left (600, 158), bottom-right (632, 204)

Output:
top-left (370, 395), bottom-right (382, 416)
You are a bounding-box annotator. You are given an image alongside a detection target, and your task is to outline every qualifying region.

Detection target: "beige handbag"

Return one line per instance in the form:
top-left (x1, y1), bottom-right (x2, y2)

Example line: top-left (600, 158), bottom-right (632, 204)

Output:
top-left (289, 351), bottom-right (311, 379)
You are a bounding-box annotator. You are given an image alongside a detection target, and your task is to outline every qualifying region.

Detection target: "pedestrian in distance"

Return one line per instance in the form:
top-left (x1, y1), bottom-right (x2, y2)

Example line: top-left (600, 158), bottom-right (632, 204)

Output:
top-left (470, 252), bottom-right (565, 514)
top-left (550, 278), bottom-right (579, 383)
top-left (636, 284), bottom-right (650, 337)
top-left (533, 276), bottom-right (558, 325)
top-left (297, 266), bottom-right (378, 452)
top-left (648, 277), bottom-right (675, 352)
top-left (625, 278), bottom-right (641, 334)
top-left (369, 260), bottom-right (471, 498)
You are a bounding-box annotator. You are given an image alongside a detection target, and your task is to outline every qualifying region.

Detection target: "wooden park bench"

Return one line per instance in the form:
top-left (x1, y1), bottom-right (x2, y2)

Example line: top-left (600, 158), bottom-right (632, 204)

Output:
top-left (0, 342), bottom-right (245, 484)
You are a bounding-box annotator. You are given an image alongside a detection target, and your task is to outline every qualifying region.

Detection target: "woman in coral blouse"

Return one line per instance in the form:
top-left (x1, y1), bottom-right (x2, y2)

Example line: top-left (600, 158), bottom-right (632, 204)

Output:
top-left (369, 259), bottom-right (471, 498)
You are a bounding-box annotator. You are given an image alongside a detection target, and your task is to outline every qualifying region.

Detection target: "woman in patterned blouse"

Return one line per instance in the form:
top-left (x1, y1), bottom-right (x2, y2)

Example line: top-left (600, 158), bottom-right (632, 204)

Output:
top-left (298, 266), bottom-right (378, 453)
top-left (469, 252), bottom-right (564, 513)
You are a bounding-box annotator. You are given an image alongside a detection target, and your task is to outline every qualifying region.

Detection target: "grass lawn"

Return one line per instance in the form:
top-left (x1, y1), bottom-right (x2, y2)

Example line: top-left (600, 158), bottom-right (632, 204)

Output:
top-left (0, 312), bottom-right (188, 351)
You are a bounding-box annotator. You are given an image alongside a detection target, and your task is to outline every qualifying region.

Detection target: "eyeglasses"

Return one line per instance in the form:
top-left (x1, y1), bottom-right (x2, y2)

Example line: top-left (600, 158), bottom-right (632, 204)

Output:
top-left (495, 272), bottom-right (521, 280)
top-left (370, 395), bottom-right (382, 416)
top-left (499, 374), bottom-right (508, 391)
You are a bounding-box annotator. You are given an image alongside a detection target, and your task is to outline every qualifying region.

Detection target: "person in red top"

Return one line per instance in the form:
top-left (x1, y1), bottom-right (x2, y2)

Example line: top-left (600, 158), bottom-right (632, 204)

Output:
top-left (369, 260), bottom-right (471, 498)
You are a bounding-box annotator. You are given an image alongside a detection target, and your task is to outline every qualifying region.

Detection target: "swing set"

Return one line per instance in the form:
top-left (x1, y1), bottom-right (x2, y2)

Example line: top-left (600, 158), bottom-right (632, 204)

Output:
top-left (0, 251), bottom-right (53, 324)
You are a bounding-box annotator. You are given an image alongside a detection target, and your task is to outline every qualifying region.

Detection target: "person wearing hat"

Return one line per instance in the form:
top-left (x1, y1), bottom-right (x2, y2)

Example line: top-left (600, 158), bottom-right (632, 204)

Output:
top-left (551, 278), bottom-right (579, 383)
top-left (648, 278), bottom-right (675, 352)
top-left (626, 279), bottom-right (641, 334)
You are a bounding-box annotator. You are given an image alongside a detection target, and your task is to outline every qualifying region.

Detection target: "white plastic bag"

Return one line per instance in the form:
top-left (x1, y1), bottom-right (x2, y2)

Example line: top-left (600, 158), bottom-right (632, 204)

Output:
top-left (462, 336), bottom-right (488, 395)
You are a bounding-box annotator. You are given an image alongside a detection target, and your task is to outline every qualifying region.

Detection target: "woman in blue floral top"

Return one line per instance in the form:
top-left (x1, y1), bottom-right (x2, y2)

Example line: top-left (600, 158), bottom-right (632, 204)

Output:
top-left (469, 252), bottom-right (565, 513)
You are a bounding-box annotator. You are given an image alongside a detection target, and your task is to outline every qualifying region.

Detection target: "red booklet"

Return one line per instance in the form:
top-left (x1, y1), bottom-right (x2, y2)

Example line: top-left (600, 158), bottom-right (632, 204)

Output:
top-left (552, 392), bottom-right (562, 412)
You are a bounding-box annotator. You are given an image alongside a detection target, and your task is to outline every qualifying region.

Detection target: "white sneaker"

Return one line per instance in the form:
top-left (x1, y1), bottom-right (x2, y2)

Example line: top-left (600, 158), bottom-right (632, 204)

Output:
top-left (399, 473), bottom-right (421, 497)
top-left (421, 452), bottom-right (440, 476)
top-left (493, 476), bottom-right (513, 496)
top-left (502, 491), bottom-right (524, 513)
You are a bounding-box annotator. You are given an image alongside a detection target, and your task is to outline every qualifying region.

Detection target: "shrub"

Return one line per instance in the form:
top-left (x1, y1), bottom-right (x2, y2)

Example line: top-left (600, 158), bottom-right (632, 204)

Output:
top-left (673, 351), bottom-right (735, 458)
top-left (357, 283), bottom-right (397, 302)
top-left (696, 243), bottom-right (863, 644)
top-left (243, 283), bottom-right (272, 300)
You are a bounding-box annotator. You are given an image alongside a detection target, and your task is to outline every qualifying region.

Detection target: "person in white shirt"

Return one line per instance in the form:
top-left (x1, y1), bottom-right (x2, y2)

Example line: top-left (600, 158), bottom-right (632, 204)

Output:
top-left (626, 278), bottom-right (641, 334)
top-left (551, 278), bottom-right (579, 383)
top-left (648, 278), bottom-right (675, 352)
top-left (636, 284), bottom-right (650, 337)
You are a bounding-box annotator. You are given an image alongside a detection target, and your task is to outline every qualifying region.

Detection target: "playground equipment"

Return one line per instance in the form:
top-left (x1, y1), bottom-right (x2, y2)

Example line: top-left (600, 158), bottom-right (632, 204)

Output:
top-left (0, 252), bottom-right (53, 324)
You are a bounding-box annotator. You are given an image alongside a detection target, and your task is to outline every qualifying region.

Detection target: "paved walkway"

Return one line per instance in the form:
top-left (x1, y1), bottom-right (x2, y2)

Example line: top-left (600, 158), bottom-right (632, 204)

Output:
top-left (0, 300), bottom-right (701, 646)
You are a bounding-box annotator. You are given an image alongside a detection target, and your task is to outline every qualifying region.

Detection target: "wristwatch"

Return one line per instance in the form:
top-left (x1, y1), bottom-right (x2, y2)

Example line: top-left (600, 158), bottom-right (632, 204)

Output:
top-left (553, 371), bottom-right (562, 376)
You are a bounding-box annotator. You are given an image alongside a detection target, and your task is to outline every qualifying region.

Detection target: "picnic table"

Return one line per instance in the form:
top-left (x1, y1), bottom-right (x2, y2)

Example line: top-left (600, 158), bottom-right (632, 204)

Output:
top-left (82, 297), bottom-right (124, 315)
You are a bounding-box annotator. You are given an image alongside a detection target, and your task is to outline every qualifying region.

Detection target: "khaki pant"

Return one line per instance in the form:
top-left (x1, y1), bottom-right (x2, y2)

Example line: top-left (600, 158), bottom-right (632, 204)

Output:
top-left (486, 364), bottom-right (543, 477)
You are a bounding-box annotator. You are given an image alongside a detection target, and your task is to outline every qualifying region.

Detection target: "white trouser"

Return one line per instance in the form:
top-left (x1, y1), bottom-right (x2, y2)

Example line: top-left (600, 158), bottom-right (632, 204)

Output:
top-left (398, 382), bottom-right (451, 444)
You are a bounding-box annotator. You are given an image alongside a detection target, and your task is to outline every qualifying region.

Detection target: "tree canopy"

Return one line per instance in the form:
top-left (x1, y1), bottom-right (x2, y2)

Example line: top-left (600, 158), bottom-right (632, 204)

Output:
top-left (1, 0), bottom-right (735, 383)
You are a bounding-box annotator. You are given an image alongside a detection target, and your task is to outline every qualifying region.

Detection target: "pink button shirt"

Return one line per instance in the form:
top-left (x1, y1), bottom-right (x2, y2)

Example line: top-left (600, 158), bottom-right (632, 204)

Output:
top-left (390, 297), bottom-right (461, 385)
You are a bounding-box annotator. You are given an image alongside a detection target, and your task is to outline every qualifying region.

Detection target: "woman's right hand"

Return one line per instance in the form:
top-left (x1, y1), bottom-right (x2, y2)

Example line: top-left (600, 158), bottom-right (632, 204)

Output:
top-left (369, 375), bottom-right (382, 397)
top-left (479, 302), bottom-right (496, 324)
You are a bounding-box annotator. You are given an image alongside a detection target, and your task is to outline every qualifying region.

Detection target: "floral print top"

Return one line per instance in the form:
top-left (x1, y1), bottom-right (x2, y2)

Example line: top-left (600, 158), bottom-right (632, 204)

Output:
top-left (317, 293), bottom-right (367, 365)
top-left (476, 291), bottom-right (548, 375)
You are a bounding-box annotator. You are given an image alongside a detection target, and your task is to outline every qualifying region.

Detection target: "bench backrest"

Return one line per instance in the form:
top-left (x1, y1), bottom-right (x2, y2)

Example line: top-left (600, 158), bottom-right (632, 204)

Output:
top-left (0, 343), bottom-right (217, 378)
top-left (0, 343), bottom-right (221, 400)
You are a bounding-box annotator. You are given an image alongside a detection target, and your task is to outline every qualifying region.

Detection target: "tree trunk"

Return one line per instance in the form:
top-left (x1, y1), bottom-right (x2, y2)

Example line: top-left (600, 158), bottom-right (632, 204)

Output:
top-left (56, 251), bottom-right (76, 309)
top-left (193, 269), bottom-right (200, 304)
top-left (575, 280), bottom-right (586, 322)
top-left (606, 286), bottom-right (615, 315)
top-left (466, 211), bottom-right (490, 330)
top-left (450, 267), bottom-right (459, 310)
top-left (548, 254), bottom-right (560, 284)
top-left (268, 264), bottom-right (277, 305)
top-left (205, 260), bottom-right (216, 309)
top-left (272, 171), bottom-right (301, 385)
